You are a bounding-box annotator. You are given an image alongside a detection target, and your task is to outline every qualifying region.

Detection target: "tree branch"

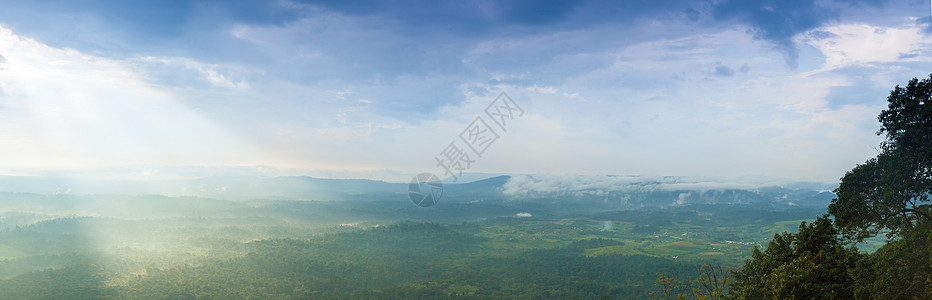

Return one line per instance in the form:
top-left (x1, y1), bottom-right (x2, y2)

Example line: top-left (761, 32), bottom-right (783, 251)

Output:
top-left (900, 208), bottom-right (932, 222)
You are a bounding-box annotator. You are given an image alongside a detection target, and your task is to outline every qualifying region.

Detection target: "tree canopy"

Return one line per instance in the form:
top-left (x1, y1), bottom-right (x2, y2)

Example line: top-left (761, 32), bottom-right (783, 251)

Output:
top-left (830, 74), bottom-right (932, 241)
top-left (731, 75), bottom-right (932, 299)
top-left (729, 216), bottom-right (859, 299)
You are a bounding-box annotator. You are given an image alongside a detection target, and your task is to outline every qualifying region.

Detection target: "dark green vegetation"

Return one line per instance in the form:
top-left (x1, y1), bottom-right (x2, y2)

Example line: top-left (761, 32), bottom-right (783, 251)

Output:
top-left (0, 192), bottom-right (825, 299)
top-left (831, 74), bottom-right (932, 242)
top-left (727, 75), bottom-right (932, 299)
top-left (729, 216), bottom-right (931, 299)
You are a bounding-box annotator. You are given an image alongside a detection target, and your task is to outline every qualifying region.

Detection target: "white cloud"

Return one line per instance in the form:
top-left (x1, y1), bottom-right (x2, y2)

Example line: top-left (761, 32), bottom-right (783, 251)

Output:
top-left (674, 192), bottom-right (690, 206)
top-left (132, 56), bottom-right (257, 89)
top-left (0, 26), bottom-right (264, 172)
top-left (450, 26), bottom-right (885, 181)
top-left (1, 5), bottom-right (929, 185)
top-left (501, 174), bottom-right (793, 197)
top-left (801, 23), bottom-right (929, 69)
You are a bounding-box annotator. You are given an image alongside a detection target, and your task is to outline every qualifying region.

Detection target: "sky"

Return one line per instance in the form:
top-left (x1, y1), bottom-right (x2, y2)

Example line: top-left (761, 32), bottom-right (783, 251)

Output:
top-left (0, 0), bottom-right (930, 184)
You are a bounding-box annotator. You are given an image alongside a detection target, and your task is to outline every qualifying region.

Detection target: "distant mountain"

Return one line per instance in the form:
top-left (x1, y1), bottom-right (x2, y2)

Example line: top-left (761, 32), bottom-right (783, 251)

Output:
top-left (0, 175), bottom-right (404, 200)
top-left (0, 174), bottom-right (837, 209)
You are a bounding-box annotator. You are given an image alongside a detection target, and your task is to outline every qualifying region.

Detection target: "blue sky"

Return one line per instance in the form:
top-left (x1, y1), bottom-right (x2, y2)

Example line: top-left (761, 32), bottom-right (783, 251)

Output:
top-left (0, 0), bottom-right (930, 183)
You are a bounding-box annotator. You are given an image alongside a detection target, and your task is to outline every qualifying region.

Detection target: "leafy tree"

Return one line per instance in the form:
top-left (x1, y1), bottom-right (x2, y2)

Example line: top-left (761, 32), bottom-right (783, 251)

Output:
top-left (852, 219), bottom-right (932, 299)
top-left (735, 75), bottom-right (932, 299)
top-left (652, 272), bottom-right (688, 300)
top-left (729, 216), bottom-right (859, 299)
top-left (654, 264), bottom-right (731, 300)
top-left (831, 74), bottom-right (932, 241)
top-left (688, 264), bottom-right (732, 300)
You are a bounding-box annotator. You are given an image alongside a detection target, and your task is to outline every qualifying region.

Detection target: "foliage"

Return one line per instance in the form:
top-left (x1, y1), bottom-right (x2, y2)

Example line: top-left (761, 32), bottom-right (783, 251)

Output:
top-left (729, 216), bottom-right (859, 299)
top-left (0, 194), bottom-right (838, 299)
top-left (852, 219), bottom-right (932, 299)
top-left (692, 264), bottom-right (730, 300)
top-left (731, 74), bottom-right (932, 300)
top-left (831, 74), bottom-right (932, 241)
top-left (653, 264), bottom-right (731, 300)
top-left (0, 223), bottom-right (699, 299)
top-left (0, 265), bottom-right (116, 300)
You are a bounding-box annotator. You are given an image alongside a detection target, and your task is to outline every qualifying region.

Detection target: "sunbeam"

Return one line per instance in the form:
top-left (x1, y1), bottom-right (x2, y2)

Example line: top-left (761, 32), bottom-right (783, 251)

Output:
top-left (0, 26), bottom-right (264, 174)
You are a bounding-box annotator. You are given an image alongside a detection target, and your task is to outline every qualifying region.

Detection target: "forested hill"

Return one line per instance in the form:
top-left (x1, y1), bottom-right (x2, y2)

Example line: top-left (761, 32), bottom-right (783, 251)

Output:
top-left (0, 223), bottom-right (697, 299)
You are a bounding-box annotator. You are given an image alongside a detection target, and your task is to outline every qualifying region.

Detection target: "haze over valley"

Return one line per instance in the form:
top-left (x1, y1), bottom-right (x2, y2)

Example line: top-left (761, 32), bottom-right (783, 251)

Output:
top-left (1, 0), bottom-right (931, 298)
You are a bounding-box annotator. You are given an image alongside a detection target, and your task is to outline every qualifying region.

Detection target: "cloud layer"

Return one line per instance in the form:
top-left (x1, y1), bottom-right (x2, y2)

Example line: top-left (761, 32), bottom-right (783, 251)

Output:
top-left (501, 174), bottom-right (819, 196)
top-left (0, 1), bottom-right (930, 182)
